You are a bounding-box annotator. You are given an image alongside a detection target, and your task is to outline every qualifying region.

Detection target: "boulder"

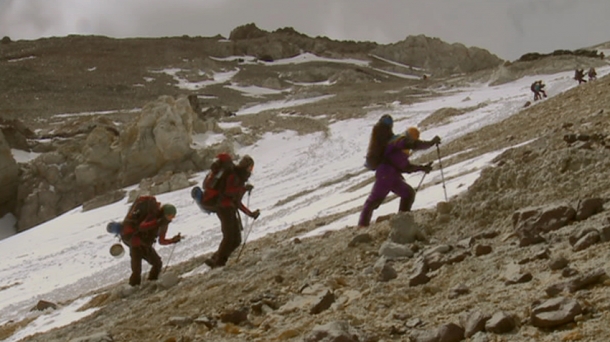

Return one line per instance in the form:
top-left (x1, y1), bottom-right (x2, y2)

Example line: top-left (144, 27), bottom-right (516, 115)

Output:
top-left (119, 95), bottom-right (196, 185)
top-left (461, 310), bottom-right (491, 338)
top-left (389, 212), bottom-right (427, 244)
top-left (304, 321), bottom-right (361, 342)
top-left (531, 297), bottom-right (582, 328)
top-left (512, 204), bottom-right (576, 246)
top-left (484, 311), bottom-right (516, 334)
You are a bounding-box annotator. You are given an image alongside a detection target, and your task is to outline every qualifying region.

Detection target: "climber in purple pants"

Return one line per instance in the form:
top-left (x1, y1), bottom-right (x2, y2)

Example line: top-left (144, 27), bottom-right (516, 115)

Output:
top-left (358, 127), bottom-right (441, 227)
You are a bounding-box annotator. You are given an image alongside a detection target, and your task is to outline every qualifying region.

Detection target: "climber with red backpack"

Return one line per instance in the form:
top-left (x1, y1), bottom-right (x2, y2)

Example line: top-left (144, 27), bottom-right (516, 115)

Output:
top-left (112, 196), bottom-right (181, 286)
top-left (358, 126), bottom-right (441, 227)
top-left (193, 153), bottom-right (260, 268)
top-left (191, 153), bottom-right (236, 213)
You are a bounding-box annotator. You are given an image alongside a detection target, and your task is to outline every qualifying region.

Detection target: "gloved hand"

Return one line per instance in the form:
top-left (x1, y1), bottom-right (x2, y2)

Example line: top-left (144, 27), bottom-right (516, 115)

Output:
top-left (171, 233), bottom-right (182, 243)
top-left (419, 162), bottom-right (433, 174)
top-left (245, 183), bottom-right (254, 194)
top-left (251, 209), bottom-right (260, 220)
top-left (431, 135), bottom-right (441, 145)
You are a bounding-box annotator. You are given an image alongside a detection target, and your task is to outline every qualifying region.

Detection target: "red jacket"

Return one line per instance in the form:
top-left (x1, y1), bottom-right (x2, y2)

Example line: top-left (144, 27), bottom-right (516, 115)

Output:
top-left (220, 170), bottom-right (254, 216)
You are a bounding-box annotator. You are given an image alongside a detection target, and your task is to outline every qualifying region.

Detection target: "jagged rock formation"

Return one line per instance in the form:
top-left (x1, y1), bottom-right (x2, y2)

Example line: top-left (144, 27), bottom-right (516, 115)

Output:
top-left (371, 34), bottom-right (504, 75)
top-left (15, 95), bottom-right (215, 231)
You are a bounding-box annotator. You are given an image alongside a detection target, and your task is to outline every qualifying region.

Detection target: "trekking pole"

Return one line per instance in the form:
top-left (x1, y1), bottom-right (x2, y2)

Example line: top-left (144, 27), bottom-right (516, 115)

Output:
top-left (415, 172), bottom-right (427, 193)
top-left (163, 243), bottom-right (177, 273)
top-left (436, 145), bottom-right (448, 202)
top-left (235, 192), bottom-right (253, 263)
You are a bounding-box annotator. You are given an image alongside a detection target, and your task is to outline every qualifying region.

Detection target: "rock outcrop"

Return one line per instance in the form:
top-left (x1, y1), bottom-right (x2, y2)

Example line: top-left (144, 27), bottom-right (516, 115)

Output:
top-left (371, 35), bottom-right (504, 75)
top-left (0, 130), bottom-right (19, 216)
top-left (15, 95), bottom-right (213, 231)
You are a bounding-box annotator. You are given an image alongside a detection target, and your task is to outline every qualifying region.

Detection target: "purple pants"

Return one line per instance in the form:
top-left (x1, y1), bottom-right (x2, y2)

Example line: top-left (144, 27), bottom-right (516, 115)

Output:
top-left (358, 168), bottom-right (415, 227)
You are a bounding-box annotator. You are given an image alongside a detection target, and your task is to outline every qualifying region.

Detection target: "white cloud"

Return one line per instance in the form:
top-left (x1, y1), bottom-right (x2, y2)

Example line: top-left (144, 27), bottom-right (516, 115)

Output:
top-left (1, 0), bottom-right (609, 59)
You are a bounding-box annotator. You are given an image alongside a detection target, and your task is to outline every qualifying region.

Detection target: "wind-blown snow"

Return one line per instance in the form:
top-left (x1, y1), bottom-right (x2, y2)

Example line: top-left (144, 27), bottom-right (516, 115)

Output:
top-left (225, 84), bottom-right (287, 97)
top-left (236, 95), bottom-right (336, 115)
top-left (261, 52), bottom-right (370, 66)
top-left (1, 62), bottom-right (609, 341)
top-left (369, 54), bottom-right (425, 71)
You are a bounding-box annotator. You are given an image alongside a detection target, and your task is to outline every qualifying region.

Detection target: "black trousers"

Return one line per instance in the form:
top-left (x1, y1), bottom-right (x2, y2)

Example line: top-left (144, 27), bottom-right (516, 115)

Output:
top-left (212, 207), bottom-right (242, 266)
top-left (129, 244), bottom-right (162, 286)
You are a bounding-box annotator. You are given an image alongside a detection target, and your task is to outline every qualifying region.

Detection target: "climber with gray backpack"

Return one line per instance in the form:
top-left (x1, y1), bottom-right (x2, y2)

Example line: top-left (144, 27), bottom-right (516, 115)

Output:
top-left (359, 121), bottom-right (441, 228)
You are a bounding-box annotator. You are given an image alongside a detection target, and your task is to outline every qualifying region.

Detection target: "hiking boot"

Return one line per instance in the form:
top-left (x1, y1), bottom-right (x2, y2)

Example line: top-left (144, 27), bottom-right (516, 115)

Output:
top-left (204, 258), bottom-right (218, 269)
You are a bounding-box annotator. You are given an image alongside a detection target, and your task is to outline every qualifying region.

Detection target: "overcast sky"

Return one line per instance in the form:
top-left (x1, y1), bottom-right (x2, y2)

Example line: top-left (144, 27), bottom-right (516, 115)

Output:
top-left (1, 0), bottom-right (609, 60)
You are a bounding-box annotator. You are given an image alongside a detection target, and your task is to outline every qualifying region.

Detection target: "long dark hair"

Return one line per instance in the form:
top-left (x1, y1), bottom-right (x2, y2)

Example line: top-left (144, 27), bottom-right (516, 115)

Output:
top-left (365, 115), bottom-right (394, 169)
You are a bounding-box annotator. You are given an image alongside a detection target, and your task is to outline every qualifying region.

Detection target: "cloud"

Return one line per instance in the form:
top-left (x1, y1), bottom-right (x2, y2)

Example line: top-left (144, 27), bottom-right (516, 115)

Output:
top-left (1, 0), bottom-right (608, 60)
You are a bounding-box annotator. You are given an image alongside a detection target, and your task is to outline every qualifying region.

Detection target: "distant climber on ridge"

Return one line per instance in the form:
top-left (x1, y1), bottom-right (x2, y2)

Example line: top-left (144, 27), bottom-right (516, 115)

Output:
top-left (574, 69), bottom-right (587, 84)
top-left (531, 80), bottom-right (547, 101)
top-left (588, 67), bottom-right (597, 81)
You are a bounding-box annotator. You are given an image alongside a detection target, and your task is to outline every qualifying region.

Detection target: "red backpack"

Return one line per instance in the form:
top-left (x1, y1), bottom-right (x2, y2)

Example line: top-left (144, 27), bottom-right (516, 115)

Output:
top-left (120, 196), bottom-right (160, 244)
top-left (192, 153), bottom-right (235, 213)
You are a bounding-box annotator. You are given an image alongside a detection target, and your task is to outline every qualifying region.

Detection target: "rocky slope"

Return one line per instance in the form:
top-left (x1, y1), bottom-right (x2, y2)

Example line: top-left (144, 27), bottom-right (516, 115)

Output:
top-left (4, 67), bottom-right (610, 342)
top-left (2, 25), bottom-right (610, 341)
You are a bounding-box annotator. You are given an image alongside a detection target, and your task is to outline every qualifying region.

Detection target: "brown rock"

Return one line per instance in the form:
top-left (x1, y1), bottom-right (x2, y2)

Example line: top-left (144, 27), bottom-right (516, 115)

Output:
top-left (505, 272), bottom-right (533, 285)
top-left (310, 290), bottom-right (335, 315)
top-left (598, 225), bottom-right (610, 242)
top-left (378, 263), bottom-right (398, 282)
top-left (409, 329), bottom-right (440, 342)
top-left (409, 260), bottom-right (431, 287)
top-left (545, 269), bottom-right (607, 296)
top-left (561, 267), bottom-right (579, 278)
top-left (461, 310), bottom-right (491, 338)
top-left (347, 233), bottom-right (373, 247)
top-left (438, 323), bottom-right (464, 342)
top-left (484, 311), bottom-right (516, 334)
top-left (305, 321), bottom-right (361, 342)
top-left (445, 250), bottom-right (470, 265)
top-left (31, 300), bottom-right (58, 311)
top-left (474, 244), bottom-right (492, 256)
top-left (473, 230), bottom-right (500, 239)
top-left (456, 237), bottom-right (475, 249)
top-left (574, 198), bottom-right (604, 221)
top-left (549, 256), bottom-right (569, 271)
top-left (425, 253), bottom-right (446, 271)
top-left (513, 204), bottom-right (576, 246)
top-left (531, 297), bottom-right (582, 328)
top-left (448, 283), bottom-right (470, 299)
top-left (572, 231), bottom-right (600, 252)
top-left (569, 227), bottom-right (597, 246)
top-left (219, 307), bottom-right (249, 325)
